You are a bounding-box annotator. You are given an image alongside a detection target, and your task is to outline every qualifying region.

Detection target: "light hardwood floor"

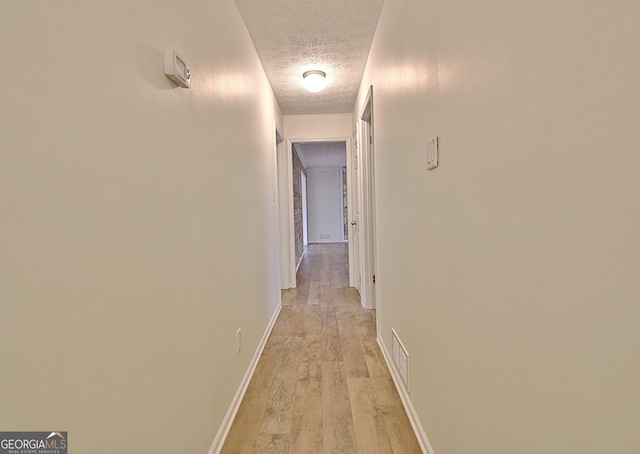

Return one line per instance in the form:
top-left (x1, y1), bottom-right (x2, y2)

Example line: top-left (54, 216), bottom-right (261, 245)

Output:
top-left (221, 243), bottom-right (422, 453)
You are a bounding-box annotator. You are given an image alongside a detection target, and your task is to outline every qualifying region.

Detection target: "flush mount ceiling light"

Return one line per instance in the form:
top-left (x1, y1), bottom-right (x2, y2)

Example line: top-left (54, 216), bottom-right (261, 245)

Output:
top-left (302, 70), bottom-right (327, 93)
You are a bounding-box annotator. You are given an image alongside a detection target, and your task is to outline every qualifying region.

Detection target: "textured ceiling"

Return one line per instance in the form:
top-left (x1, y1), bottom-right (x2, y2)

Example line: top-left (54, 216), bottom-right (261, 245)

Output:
top-left (294, 141), bottom-right (347, 168)
top-left (235, 0), bottom-right (384, 115)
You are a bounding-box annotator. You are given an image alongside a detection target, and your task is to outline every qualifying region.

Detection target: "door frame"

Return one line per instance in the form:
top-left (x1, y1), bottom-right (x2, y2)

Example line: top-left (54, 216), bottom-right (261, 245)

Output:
top-left (358, 86), bottom-right (377, 310)
top-left (282, 137), bottom-right (351, 288)
top-left (347, 127), bottom-right (360, 291)
top-left (276, 133), bottom-right (296, 289)
top-left (301, 171), bottom-right (308, 247)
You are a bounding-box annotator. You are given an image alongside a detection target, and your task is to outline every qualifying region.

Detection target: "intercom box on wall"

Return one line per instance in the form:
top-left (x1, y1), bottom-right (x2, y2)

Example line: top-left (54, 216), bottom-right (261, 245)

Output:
top-left (163, 50), bottom-right (191, 88)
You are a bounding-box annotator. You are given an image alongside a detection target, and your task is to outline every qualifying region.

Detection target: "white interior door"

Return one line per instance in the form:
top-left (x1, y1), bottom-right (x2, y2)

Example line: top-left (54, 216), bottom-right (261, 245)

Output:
top-left (348, 130), bottom-right (362, 294)
top-left (360, 87), bottom-right (376, 310)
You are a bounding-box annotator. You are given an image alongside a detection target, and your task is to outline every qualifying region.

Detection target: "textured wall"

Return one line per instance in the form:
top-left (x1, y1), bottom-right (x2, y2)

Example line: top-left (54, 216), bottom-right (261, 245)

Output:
top-left (0, 1), bottom-right (282, 453)
top-left (355, 0), bottom-right (640, 452)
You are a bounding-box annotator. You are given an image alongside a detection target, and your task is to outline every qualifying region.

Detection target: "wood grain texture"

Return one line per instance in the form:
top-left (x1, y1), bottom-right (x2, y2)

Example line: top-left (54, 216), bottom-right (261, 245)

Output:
top-left (322, 360), bottom-right (358, 453)
top-left (348, 377), bottom-right (393, 454)
top-left (220, 243), bottom-right (421, 453)
top-left (289, 360), bottom-right (323, 453)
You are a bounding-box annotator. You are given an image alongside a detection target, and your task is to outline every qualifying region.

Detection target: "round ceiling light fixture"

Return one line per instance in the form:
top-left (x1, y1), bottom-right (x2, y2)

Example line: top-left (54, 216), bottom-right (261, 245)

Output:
top-left (302, 70), bottom-right (327, 93)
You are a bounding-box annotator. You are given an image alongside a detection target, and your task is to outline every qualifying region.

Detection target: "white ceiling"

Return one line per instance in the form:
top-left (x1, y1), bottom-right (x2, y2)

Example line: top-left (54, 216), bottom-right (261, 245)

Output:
top-left (294, 141), bottom-right (347, 168)
top-left (235, 0), bottom-right (385, 115)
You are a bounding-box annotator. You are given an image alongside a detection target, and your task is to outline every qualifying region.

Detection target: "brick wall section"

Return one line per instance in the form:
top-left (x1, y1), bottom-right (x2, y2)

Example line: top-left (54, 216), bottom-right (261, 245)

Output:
top-left (292, 148), bottom-right (305, 266)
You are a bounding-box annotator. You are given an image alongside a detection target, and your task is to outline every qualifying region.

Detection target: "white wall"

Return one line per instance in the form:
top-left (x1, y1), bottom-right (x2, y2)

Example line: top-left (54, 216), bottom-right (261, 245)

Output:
top-left (0, 1), bottom-right (282, 453)
top-left (355, 0), bottom-right (640, 453)
top-left (284, 113), bottom-right (352, 139)
top-left (307, 168), bottom-right (344, 243)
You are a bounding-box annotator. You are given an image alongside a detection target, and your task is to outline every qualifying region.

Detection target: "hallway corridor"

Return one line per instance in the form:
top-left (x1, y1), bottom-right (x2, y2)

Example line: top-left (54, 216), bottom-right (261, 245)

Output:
top-left (221, 243), bottom-right (421, 453)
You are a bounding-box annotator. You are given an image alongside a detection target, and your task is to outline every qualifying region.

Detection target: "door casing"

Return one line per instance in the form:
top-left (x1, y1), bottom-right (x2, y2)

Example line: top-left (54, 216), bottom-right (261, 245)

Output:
top-left (358, 86), bottom-right (377, 310)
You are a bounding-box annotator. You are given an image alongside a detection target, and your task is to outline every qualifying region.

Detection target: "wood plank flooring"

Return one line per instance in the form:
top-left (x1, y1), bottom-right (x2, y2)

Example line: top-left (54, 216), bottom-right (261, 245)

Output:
top-left (221, 243), bottom-right (421, 454)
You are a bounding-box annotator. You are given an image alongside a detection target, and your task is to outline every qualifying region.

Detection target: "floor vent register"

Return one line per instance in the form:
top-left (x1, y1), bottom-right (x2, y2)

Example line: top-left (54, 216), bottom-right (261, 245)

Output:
top-left (391, 328), bottom-right (410, 391)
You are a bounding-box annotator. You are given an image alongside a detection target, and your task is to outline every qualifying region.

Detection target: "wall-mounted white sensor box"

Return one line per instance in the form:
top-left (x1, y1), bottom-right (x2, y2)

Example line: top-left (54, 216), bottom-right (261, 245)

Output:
top-left (164, 50), bottom-right (191, 88)
top-left (427, 136), bottom-right (438, 170)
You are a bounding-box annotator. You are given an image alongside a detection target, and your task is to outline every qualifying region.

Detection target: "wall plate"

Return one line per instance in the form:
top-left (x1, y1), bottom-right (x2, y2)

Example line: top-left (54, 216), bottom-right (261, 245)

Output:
top-left (427, 136), bottom-right (438, 170)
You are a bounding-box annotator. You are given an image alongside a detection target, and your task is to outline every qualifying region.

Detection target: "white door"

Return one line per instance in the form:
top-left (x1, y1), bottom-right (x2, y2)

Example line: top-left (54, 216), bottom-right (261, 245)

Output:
top-left (360, 87), bottom-right (376, 310)
top-left (349, 130), bottom-right (362, 295)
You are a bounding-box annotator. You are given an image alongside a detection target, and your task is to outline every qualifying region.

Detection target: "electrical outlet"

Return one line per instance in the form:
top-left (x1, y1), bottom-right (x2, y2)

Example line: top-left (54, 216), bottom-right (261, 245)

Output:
top-left (427, 136), bottom-right (438, 170)
top-left (236, 328), bottom-right (242, 355)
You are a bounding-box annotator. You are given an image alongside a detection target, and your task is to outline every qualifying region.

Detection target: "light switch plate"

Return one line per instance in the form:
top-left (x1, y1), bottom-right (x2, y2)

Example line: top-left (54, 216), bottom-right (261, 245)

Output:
top-left (427, 136), bottom-right (438, 170)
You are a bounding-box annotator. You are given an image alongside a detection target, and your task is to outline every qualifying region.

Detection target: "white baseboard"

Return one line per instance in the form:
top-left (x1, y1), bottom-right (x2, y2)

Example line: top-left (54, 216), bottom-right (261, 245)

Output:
top-left (296, 250), bottom-right (304, 272)
top-left (377, 332), bottom-right (435, 454)
top-left (208, 303), bottom-right (282, 454)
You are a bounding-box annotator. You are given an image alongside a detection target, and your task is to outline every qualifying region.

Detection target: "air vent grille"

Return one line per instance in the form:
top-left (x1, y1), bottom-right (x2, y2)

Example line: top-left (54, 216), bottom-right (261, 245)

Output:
top-left (391, 329), bottom-right (410, 391)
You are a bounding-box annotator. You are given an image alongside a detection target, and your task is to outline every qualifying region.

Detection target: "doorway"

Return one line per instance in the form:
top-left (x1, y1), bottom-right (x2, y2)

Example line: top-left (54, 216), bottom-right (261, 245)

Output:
top-left (281, 139), bottom-right (350, 286)
top-left (292, 141), bottom-right (347, 249)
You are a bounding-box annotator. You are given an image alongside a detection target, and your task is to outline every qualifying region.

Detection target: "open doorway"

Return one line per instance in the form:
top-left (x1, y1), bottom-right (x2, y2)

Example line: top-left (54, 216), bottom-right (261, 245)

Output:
top-left (293, 141), bottom-right (347, 247)
top-left (275, 112), bottom-right (376, 310)
top-left (276, 133), bottom-right (352, 287)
